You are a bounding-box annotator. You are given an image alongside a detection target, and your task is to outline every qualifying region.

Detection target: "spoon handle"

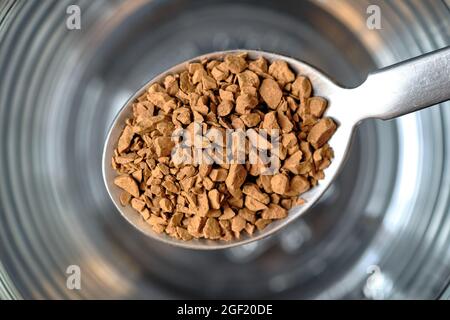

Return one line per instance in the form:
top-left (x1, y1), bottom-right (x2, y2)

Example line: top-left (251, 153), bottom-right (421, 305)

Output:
top-left (355, 46), bottom-right (450, 121)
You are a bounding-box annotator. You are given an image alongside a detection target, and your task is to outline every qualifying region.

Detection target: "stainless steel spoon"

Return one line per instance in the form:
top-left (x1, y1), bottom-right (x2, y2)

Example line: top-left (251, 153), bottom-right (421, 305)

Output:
top-left (103, 47), bottom-right (450, 250)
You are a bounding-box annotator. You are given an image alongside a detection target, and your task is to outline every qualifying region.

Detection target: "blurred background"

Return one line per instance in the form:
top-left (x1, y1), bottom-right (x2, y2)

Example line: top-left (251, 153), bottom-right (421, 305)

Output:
top-left (0, 0), bottom-right (449, 299)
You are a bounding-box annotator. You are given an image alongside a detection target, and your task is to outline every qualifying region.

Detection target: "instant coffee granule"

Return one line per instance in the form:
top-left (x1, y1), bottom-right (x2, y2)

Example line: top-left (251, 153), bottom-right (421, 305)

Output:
top-left (111, 53), bottom-right (336, 241)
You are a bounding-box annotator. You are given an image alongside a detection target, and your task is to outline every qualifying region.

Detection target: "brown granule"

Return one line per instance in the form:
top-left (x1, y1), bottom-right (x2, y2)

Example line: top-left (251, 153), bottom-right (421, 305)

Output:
top-left (114, 175), bottom-right (140, 198)
top-left (111, 53), bottom-right (336, 241)
top-left (307, 118), bottom-right (337, 149)
top-left (259, 78), bottom-right (283, 109)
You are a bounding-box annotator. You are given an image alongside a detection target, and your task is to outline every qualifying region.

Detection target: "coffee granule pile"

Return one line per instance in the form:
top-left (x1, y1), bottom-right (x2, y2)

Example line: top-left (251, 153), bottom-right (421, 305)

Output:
top-left (111, 53), bottom-right (336, 241)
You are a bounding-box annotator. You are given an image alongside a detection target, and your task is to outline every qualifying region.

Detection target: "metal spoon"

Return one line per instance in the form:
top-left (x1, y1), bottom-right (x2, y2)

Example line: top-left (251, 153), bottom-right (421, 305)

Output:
top-left (103, 47), bottom-right (450, 250)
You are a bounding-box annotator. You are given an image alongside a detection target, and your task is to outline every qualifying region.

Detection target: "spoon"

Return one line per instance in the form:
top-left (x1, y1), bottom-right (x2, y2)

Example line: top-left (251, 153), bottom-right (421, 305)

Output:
top-left (103, 47), bottom-right (450, 250)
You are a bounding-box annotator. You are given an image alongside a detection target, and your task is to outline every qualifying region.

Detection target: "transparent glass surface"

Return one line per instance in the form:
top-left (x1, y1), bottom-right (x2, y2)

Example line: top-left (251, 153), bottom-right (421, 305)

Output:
top-left (0, 0), bottom-right (449, 299)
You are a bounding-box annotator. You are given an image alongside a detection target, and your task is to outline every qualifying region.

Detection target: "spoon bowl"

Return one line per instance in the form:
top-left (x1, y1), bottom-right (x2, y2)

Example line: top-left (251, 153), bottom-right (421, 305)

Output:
top-left (103, 48), bottom-right (450, 250)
